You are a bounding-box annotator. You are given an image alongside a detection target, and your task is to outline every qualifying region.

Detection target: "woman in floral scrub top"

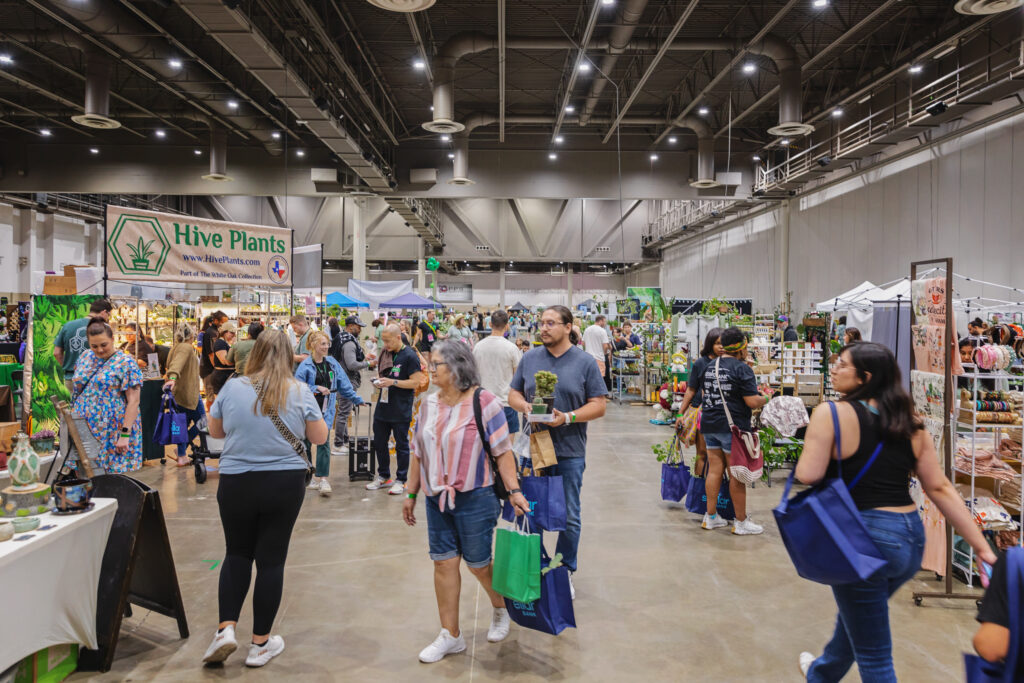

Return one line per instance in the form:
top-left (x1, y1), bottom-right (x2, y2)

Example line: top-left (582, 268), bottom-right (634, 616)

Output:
top-left (72, 318), bottom-right (144, 473)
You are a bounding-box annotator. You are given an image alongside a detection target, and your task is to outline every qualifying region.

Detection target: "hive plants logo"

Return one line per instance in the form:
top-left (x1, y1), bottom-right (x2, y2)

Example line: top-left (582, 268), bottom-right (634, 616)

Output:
top-left (108, 213), bottom-right (171, 276)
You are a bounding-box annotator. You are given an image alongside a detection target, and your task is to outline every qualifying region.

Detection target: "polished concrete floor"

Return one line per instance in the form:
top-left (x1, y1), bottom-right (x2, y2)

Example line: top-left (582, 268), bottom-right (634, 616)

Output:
top-left (69, 400), bottom-right (982, 682)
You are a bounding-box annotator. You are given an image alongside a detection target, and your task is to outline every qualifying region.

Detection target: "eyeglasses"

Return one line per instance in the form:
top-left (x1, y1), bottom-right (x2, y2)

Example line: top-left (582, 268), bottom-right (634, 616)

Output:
top-left (428, 361), bottom-right (448, 371)
top-left (832, 358), bottom-right (851, 370)
top-left (538, 320), bottom-right (567, 328)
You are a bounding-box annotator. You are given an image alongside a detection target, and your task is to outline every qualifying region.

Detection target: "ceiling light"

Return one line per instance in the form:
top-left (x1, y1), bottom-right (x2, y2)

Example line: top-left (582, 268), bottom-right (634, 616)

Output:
top-left (429, 105), bottom-right (434, 111)
top-left (813, 0), bottom-right (827, 6)
top-left (39, 129), bottom-right (51, 137)
top-left (578, 61), bottom-right (591, 73)
top-left (908, 64), bottom-right (923, 74)
top-left (565, 105), bottom-right (575, 113)
top-left (227, 99), bottom-right (239, 109)
top-left (555, 135), bottom-right (564, 144)
top-left (440, 134), bottom-right (450, 142)
top-left (698, 106), bottom-right (709, 116)
top-left (271, 131), bottom-right (281, 139)
top-left (89, 148), bottom-right (99, 154)
top-left (447, 153), bottom-right (455, 159)
top-left (668, 136), bottom-right (677, 144)
top-left (649, 153), bottom-right (659, 161)
top-left (296, 149), bottom-right (305, 157)
top-left (0, 55), bottom-right (12, 65)
top-left (742, 63), bottom-right (756, 74)
top-left (413, 60), bottom-right (425, 70)
top-left (780, 138), bottom-right (790, 145)
top-left (601, 0), bottom-right (615, 5)
top-left (169, 58), bottom-right (182, 69)
top-left (832, 108), bottom-right (843, 117)
top-left (194, 149), bottom-right (202, 155)
top-left (548, 153), bottom-right (557, 160)
top-left (155, 129), bottom-right (166, 138)
top-left (752, 155), bottom-right (761, 161)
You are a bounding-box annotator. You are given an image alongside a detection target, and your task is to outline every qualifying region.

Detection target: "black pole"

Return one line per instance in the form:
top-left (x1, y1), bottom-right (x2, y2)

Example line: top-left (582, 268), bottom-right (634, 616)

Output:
top-left (893, 294), bottom-right (903, 364)
top-left (319, 242), bottom-right (324, 326)
top-left (102, 219), bottom-right (108, 298)
top-left (289, 228), bottom-right (295, 316)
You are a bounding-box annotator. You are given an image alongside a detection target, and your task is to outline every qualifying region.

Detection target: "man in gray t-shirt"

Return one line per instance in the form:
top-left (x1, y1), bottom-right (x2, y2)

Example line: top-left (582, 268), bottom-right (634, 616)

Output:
top-left (509, 305), bottom-right (607, 584)
top-left (54, 299), bottom-right (112, 394)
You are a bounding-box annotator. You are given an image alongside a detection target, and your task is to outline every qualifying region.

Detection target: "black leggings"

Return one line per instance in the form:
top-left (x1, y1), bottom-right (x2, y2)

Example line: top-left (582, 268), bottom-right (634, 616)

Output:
top-left (216, 469), bottom-right (305, 635)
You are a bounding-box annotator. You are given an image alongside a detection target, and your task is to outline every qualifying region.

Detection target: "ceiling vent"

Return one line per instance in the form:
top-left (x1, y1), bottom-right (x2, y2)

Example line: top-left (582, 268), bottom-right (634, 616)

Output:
top-left (71, 52), bottom-right (120, 130)
top-left (423, 119), bottom-right (465, 134)
top-left (689, 179), bottom-right (722, 189)
top-left (767, 121), bottom-right (815, 137)
top-left (365, 0), bottom-right (436, 11)
top-left (71, 113), bottom-right (121, 130)
top-left (955, 0), bottom-right (1024, 13)
top-left (201, 128), bottom-right (234, 182)
top-left (448, 176), bottom-right (475, 186)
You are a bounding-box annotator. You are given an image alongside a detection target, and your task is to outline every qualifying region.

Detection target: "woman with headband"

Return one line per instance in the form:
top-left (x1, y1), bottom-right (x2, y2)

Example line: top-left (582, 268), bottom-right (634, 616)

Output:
top-left (689, 326), bottom-right (768, 535)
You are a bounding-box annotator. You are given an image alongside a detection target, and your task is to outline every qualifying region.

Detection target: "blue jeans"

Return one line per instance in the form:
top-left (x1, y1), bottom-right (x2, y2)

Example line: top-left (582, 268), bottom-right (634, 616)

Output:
top-left (176, 401), bottom-right (207, 458)
top-left (807, 509), bottom-right (925, 683)
top-left (547, 457), bottom-right (586, 573)
top-left (425, 487), bottom-right (501, 568)
top-left (503, 406), bottom-right (520, 434)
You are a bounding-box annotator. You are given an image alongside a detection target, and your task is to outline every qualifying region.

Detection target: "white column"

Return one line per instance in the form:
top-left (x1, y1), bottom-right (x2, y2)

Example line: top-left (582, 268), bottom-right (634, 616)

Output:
top-left (417, 239), bottom-right (427, 296)
top-left (499, 263), bottom-right (506, 309)
top-left (566, 265), bottom-right (573, 309)
top-left (352, 197), bottom-right (367, 281)
top-left (779, 199), bottom-right (791, 313)
top-left (16, 208), bottom-right (37, 295)
top-left (39, 212), bottom-right (55, 272)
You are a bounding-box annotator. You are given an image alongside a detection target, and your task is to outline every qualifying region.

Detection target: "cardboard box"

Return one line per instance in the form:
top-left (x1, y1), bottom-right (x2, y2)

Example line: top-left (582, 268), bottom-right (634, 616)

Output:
top-left (43, 276), bottom-right (76, 296)
top-left (0, 422), bottom-right (21, 452)
top-left (62, 265), bottom-right (90, 278)
top-left (13, 644), bottom-right (78, 683)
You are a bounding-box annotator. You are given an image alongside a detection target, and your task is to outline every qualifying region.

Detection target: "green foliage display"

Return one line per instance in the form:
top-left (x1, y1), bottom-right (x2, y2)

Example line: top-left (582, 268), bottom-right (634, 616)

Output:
top-left (31, 294), bottom-right (101, 435)
top-left (700, 297), bottom-right (737, 317)
top-left (757, 424), bottom-right (803, 479)
top-left (534, 370), bottom-right (558, 397)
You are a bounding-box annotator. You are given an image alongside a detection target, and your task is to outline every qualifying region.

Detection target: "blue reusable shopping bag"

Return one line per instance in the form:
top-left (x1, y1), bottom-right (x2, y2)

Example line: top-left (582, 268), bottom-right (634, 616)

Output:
top-left (661, 462), bottom-right (690, 502)
top-left (684, 458), bottom-right (734, 519)
top-left (502, 457), bottom-right (567, 531)
top-left (964, 548), bottom-right (1024, 682)
top-left (153, 391), bottom-right (188, 445)
top-left (772, 402), bottom-right (888, 586)
top-left (505, 550), bottom-right (576, 636)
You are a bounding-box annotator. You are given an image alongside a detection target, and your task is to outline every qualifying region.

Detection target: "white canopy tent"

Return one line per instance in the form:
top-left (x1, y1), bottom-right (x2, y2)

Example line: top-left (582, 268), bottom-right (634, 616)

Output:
top-left (815, 281), bottom-right (886, 313)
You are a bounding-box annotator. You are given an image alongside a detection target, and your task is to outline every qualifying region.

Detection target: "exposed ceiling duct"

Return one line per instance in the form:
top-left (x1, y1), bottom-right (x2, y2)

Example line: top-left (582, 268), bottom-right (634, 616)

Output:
top-left (70, 50), bottom-right (120, 130)
top-left (423, 32), bottom-right (806, 139)
top-left (579, 0), bottom-right (649, 127)
top-left (201, 128), bottom-right (232, 182)
top-left (954, 0), bottom-right (1024, 14)
top-left (676, 116), bottom-right (718, 188)
top-left (365, 0), bottom-right (437, 11)
top-left (177, 0), bottom-right (393, 193)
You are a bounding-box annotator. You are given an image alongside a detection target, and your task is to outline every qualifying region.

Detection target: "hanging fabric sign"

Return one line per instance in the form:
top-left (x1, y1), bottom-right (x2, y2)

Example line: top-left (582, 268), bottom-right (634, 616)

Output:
top-left (105, 205), bottom-right (293, 286)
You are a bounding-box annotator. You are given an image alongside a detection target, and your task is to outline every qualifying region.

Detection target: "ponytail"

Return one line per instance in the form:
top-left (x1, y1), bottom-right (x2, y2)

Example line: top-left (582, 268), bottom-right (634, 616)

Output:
top-left (86, 317), bottom-right (113, 339)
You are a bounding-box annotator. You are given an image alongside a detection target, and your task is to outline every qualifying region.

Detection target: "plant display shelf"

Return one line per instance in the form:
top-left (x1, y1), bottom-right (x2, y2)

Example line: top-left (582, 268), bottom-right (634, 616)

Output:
top-left (610, 352), bottom-right (643, 404)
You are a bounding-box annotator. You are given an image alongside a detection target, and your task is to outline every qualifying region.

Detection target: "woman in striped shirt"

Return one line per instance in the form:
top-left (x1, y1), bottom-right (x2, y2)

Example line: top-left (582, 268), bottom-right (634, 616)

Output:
top-left (403, 340), bottom-right (529, 664)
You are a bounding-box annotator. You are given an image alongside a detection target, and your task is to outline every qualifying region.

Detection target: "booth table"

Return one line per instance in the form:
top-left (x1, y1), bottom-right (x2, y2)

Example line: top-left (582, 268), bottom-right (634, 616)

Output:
top-left (0, 498), bottom-right (118, 672)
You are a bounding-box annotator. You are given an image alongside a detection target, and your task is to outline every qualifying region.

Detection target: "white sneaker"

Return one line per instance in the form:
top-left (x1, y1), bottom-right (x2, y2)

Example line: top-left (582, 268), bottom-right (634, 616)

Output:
top-left (332, 445), bottom-right (349, 456)
top-left (799, 651), bottom-right (816, 678)
top-left (487, 608), bottom-right (511, 642)
top-left (245, 635), bottom-right (285, 667)
top-left (733, 518), bottom-right (765, 535)
top-left (568, 573), bottom-right (576, 601)
top-left (365, 476), bottom-right (393, 491)
top-left (319, 479), bottom-right (332, 497)
top-left (702, 513), bottom-right (728, 530)
top-left (202, 625), bottom-right (237, 664)
top-left (418, 628), bottom-right (466, 663)
top-left (388, 481), bottom-right (405, 495)
top-left (306, 477), bottom-right (320, 490)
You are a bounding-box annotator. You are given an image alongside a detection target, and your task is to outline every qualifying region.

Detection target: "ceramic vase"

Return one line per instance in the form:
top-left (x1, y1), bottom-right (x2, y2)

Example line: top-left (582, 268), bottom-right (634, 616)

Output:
top-left (7, 432), bottom-right (39, 490)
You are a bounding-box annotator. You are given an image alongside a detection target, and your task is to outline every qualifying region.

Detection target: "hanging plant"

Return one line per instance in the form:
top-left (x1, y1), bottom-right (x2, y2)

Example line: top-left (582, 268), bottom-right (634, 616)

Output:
top-left (701, 297), bottom-right (736, 317)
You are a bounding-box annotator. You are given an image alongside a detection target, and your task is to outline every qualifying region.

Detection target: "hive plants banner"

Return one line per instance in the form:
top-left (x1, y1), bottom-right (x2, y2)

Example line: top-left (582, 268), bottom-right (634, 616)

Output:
top-left (30, 295), bottom-right (101, 434)
top-left (106, 205), bottom-right (293, 287)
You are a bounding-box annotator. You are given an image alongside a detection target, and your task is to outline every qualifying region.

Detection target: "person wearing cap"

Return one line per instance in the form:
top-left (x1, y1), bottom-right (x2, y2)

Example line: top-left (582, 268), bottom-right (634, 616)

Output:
top-left (207, 321), bottom-right (237, 399)
top-left (778, 315), bottom-right (798, 342)
top-left (330, 315), bottom-right (374, 454)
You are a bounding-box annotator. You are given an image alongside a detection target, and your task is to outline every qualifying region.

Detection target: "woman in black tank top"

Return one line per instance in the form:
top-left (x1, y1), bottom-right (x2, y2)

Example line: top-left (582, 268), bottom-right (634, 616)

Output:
top-left (793, 342), bottom-right (996, 682)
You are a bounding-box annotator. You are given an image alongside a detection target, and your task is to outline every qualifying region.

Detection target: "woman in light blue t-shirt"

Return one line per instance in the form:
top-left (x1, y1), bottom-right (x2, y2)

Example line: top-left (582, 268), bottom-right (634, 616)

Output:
top-left (202, 330), bottom-right (327, 669)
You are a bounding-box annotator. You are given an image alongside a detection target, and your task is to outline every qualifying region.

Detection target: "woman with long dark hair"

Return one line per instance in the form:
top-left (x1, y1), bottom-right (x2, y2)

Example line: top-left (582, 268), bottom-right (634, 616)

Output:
top-left (674, 327), bottom-right (724, 475)
top-left (795, 342), bottom-right (996, 681)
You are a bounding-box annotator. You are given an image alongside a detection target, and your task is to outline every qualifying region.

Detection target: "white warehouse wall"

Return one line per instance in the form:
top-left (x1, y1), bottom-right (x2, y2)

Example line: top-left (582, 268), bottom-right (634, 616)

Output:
top-left (661, 106), bottom-right (1024, 314)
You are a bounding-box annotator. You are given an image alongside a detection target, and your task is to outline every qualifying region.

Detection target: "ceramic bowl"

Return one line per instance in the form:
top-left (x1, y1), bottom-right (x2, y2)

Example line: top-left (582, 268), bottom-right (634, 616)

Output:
top-left (11, 516), bottom-right (39, 533)
top-left (0, 519), bottom-right (12, 541)
top-left (52, 478), bottom-right (94, 512)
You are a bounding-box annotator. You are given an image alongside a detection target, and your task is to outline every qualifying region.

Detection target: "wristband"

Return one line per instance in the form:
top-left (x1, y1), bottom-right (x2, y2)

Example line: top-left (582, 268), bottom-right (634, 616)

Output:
top-left (406, 492), bottom-right (417, 500)
top-left (569, 412), bottom-right (577, 424)
top-left (119, 428), bottom-right (130, 436)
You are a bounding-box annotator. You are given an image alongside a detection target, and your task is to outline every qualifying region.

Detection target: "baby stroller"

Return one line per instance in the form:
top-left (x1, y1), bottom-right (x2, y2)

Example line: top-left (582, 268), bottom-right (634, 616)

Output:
top-left (188, 414), bottom-right (223, 484)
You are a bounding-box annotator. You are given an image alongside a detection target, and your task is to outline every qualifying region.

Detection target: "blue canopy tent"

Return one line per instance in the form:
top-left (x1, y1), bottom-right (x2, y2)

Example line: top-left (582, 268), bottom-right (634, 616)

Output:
top-left (324, 291), bottom-right (369, 308)
top-left (378, 292), bottom-right (443, 309)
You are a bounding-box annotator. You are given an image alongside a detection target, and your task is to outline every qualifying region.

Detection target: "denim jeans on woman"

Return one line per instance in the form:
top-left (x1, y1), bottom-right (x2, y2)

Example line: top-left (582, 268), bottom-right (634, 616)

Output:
top-left (807, 509), bottom-right (925, 683)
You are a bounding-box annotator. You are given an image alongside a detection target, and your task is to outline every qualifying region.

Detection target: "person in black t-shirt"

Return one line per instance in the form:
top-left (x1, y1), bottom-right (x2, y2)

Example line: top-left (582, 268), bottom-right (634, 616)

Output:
top-left (416, 310), bottom-right (440, 353)
top-left (207, 322), bottom-right (236, 397)
top-left (200, 310), bottom-right (227, 409)
top-left (974, 549), bottom-right (1021, 665)
top-left (366, 324), bottom-right (425, 495)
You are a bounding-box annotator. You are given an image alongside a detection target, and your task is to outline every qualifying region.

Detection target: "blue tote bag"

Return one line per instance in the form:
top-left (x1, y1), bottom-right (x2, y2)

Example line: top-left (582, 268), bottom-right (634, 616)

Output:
top-left (505, 550), bottom-right (576, 636)
top-left (684, 457), bottom-right (735, 519)
top-left (965, 548), bottom-right (1024, 682)
top-left (773, 402), bottom-right (888, 586)
top-left (661, 462), bottom-right (690, 502)
top-left (153, 391), bottom-right (188, 445)
top-left (502, 458), bottom-right (567, 531)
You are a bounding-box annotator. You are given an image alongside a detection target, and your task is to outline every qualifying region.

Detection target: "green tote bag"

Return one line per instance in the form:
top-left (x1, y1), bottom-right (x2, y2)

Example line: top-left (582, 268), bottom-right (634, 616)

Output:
top-left (492, 516), bottom-right (542, 604)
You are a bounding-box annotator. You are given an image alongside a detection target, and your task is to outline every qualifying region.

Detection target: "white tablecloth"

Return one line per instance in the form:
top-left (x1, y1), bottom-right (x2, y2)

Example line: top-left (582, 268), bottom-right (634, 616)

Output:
top-left (0, 497), bottom-right (117, 672)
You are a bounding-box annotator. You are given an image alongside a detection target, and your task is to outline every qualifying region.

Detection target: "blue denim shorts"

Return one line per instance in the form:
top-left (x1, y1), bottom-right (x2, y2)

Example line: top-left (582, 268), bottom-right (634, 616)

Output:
top-left (425, 486), bottom-right (501, 568)
top-left (702, 431), bottom-right (733, 452)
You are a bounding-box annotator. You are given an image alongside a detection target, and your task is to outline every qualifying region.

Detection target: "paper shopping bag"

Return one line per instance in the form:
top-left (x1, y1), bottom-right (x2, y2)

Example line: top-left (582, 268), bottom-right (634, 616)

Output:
top-left (530, 430), bottom-right (559, 469)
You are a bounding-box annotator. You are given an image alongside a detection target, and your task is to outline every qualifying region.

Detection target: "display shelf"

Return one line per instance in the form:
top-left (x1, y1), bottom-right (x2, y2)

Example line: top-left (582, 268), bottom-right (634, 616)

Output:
top-left (610, 352), bottom-right (643, 403)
